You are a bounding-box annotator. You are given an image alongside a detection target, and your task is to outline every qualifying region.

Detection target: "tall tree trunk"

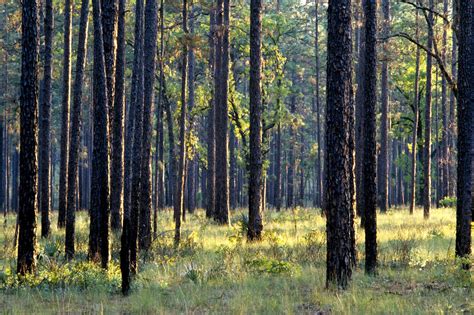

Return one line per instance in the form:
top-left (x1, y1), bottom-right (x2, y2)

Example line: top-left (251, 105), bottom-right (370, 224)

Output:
top-left (362, 0), bottom-right (377, 275)
top-left (248, 0), bottom-right (263, 241)
top-left (274, 122), bottom-right (282, 211)
top-left (39, 0), bottom-right (53, 238)
top-left (156, 0), bottom-right (165, 212)
top-left (325, 0), bottom-right (356, 289)
top-left (449, 3), bottom-right (457, 197)
top-left (440, 0), bottom-right (449, 201)
top-left (186, 5), bottom-right (196, 215)
top-left (423, 0), bottom-right (434, 219)
top-left (174, 0), bottom-right (188, 244)
top-left (206, 6), bottom-right (216, 218)
top-left (378, 0), bottom-right (389, 213)
top-left (58, 0), bottom-right (73, 228)
top-left (65, 0), bottom-right (90, 259)
top-left (17, 0), bottom-right (39, 275)
top-left (129, 0), bottom-right (145, 273)
top-left (214, 0), bottom-right (230, 224)
top-left (455, 0), bottom-right (473, 266)
top-left (355, 4), bottom-right (366, 224)
top-left (314, 1), bottom-right (322, 208)
top-left (139, 0), bottom-right (159, 251)
top-left (110, 0), bottom-right (126, 231)
top-left (90, 0), bottom-right (110, 269)
top-left (229, 126), bottom-right (237, 209)
top-left (287, 93), bottom-right (296, 209)
top-left (410, 9), bottom-right (421, 215)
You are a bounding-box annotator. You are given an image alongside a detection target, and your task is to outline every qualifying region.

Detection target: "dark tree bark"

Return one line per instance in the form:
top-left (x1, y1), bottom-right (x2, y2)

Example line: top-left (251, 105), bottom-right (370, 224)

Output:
top-left (423, 0), bottom-right (434, 219)
top-left (101, 0), bottom-right (118, 134)
top-left (89, 0), bottom-right (110, 269)
top-left (139, 0), bottom-right (159, 251)
top-left (248, 0), bottom-right (263, 241)
top-left (214, 0), bottom-right (230, 224)
top-left (129, 0), bottom-right (145, 273)
top-left (448, 3), bottom-right (457, 197)
top-left (378, 0), bottom-right (389, 213)
top-left (206, 7), bottom-right (216, 218)
top-left (410, 9), bottom-right (421, 215)
top-left (362, 0), bottom-right (377, 275)
top-left (325, 0), bottom-right (356, 289)
top-left (58, 0), bottom-right (73, 228)
top-left (39, 0), bottom-right (53, 238)
top-left (65, 0), bottom-right (90, 259)
top-left (455, 0), bottom-right (473, 266)
top-left (163, 78), bottom-right (176, 209)
top-left (174, 0), bottom-right (188, 244)
top-left (17, 0), bottom-right (39, 275)
top-left (110, 0), bottom-right (126, 231)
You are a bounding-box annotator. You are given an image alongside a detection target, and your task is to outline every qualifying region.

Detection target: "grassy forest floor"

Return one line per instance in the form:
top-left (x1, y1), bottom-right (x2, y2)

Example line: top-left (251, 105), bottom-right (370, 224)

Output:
top-left (0, 208), bottom-right (472, 314)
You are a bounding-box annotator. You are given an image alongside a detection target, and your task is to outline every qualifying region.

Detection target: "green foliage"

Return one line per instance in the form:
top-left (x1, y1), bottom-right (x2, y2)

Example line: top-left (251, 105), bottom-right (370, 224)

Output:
top-left (439, 196), bottom-right (457, 208)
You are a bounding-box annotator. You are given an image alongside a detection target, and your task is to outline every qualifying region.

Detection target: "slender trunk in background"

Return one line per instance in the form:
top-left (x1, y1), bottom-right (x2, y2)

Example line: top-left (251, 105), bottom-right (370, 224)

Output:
top-left (248, 0), bottom-right (263, 240)
top-left (17, 0), bottom-right (39, 275)
top-left (174, 0), bottom-right (188, 245)
top-left (229, 127), bottom-right (237, 209)
top-left (274, 122), bottom-right (282, 211)
top-left (355, 4), bottom-right (365, 224)
top-left (325, 0), bottom-right (356, 289)
top-left (90, 0), bottom-right (110, 269)
top-left (206, 6), bottom-right (216, 218)
top-left (423, 0), bottom-right (434, 219)
top-left (378, 0), bottom-right (389, 213)
top-left (440, 0), bottom-right (449, 201)
top-left (410, 9), bottom-right (420, 215)
top-left (186, 5), bottom-right (196, 214)
top-left (448, 2), bottom-right (457, 197)
top-left (164, 78), bottom-right (176, 208)
top-left (65, 0), bottom-right (90, 259)
top-left (39, 0), bottom-right (53, 238)
top-left (110, 0), bottom-right (126, 231)
top-left (156, 0), bottom-right (165, 211)
top-left (314, 0), bottom-right (322, 208)
top-left (287, 92), bottom-right (296, 209)
top-left (129, 0), bottom-right (145, 273)
top-left (455, 0), bottom-right (473, 266)
top-left (58, 0), bottom-right (73, 228)
top-left (139, 0), bottom-right (159, 251)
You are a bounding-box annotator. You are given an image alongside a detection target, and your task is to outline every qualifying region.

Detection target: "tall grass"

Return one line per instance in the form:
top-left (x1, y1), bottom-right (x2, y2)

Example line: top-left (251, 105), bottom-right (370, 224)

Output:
top-left (0, 207), bottom-right (472, 314)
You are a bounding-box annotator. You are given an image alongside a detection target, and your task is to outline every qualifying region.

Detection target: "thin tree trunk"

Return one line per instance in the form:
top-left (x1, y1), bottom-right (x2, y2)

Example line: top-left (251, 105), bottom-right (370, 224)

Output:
top-left (65, 0), bottom-right (90, 259)
top-left (378, 0), bottom-right (389, 213)
top-left (39, 0), bottom-right (53, 238)
top-left (110, 0), bottom-right (126, 231)
top-left (423, 0), bottom-right (434, 219)
top-left (410, 9), bottom-right (421, 215)
top-left (248, 0), bottom-right (263, 241)
top-left (90, 0), bottom-right (110, 269)
top-left (139, 0), bottom-right (159, 251)
top-left (129, 0), bottom-right (145, 273)
top-left (174, 0), bottom-right (188, 245)
top-left (58, 0), bottom-right (73, 228)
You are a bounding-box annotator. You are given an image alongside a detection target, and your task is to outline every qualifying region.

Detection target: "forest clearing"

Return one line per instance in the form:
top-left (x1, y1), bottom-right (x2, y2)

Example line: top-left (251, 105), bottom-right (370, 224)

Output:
top-left (1, 208), bottom-right (472, 313)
